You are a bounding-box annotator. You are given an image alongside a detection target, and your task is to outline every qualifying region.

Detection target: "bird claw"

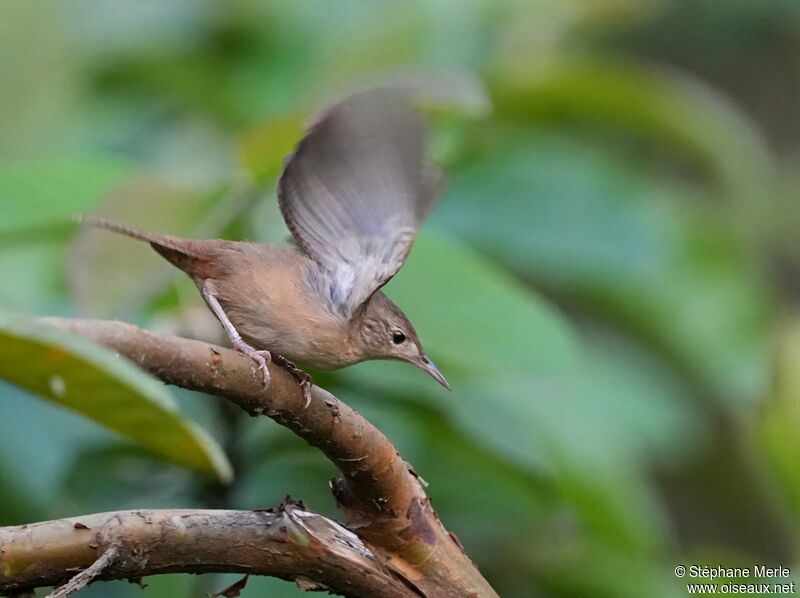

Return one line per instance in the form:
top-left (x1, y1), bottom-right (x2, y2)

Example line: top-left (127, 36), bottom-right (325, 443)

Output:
top-left (272, 355), bottom-right (314, 408)
top-left (230, 341), bottom-right (310, 404)
top-left (233, 341), bottom-right (271, 386)
top-left (253, 353), bottom-right (271, 386)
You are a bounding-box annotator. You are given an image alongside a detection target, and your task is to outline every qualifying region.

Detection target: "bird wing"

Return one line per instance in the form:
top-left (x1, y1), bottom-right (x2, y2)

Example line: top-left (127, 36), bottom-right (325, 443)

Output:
top-left (277, 89), bottom-right (443, 318)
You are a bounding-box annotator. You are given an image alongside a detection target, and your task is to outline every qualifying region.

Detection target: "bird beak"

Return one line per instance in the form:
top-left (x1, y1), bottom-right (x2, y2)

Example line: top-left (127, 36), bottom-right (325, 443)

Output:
top-left (417, 354), bottom-right (451, 391)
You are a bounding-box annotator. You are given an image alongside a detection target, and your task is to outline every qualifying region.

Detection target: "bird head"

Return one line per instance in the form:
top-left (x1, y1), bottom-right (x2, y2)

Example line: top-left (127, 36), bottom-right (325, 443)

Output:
top-left (353, 292), bottom-right (450, 390)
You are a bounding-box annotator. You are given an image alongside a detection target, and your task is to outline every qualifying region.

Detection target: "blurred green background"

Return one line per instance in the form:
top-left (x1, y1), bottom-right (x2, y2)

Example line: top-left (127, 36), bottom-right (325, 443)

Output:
top-left (2, 1), bottom-right (800, 596)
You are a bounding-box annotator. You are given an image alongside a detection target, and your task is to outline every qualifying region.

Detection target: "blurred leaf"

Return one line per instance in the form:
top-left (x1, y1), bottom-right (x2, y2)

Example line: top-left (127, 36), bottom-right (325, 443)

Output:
top-left (326, 68), bottom-right (492, 118)
top-left (341, 398), bottom-right (550, 558)
top-left (658, 417), bottom-right (793, 563)
top-left (760, 319), bottom-right (800, 518)
top-left (546, 330), bottom-right (701, 554)
top-left (0, 156), bottom-right (133, 312)
top-left (0, 3), bottom-right (80, 159)
top-left (239, 114), bottom-right (303, 182)
top-left (364, 232), bottom-right (578, 468)
top-left (0, 157), bottom-right (132, 233)
top-left (0, 461), bottom-right (45, 525)
top-left (76, 574), bottom-right (195, 598)
top-left (230, 575), bottom-right (312, 598)
top-left (535, 545), bottom-right (685, 598)
top-left (0, 316), bottom-right (232, 481)
top-left (68, 175), bottom-right (256, 317)
top-left (235, 442), bottom-right (338, 517)
top-left (59, 444), bottom-right (198, 514)
top-left (571, 329), bottom-right (702, 467)
top-left (436, 131), bottom-right (773, 404)
top-left (489, 57), bottom-right (777, 227)
top-left (0, 380), bottom-right (119, 521)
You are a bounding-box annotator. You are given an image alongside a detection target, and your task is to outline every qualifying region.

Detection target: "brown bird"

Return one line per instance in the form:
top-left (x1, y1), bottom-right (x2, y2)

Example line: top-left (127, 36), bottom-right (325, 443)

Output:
top-left (78, 89), bottom-right (450, 403)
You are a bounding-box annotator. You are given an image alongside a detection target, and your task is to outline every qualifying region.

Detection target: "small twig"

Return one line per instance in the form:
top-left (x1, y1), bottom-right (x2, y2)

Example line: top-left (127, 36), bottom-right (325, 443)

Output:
top-left (45, 542), bottom-right (121, 598)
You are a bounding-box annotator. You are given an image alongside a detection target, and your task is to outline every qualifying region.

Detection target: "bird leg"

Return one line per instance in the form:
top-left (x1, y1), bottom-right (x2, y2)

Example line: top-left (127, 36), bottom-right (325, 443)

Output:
top-left (201, 287), bottom-right (312, 404)
top-left (271, 354), bottom-right (314, 408)
top-left (201, 287), bottom-right (271, 386)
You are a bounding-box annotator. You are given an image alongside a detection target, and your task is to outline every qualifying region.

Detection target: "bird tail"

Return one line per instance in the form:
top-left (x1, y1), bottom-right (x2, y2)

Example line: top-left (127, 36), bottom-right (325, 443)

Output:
top-left (74, 214), bottom-right (219, 279)
top-left (74, 214), bottom-right (173, 245)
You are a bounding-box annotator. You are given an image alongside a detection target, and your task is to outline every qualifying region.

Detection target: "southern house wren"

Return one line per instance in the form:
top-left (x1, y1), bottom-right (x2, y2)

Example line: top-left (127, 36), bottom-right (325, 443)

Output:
top-left (79, 90), bottom-right (450, 401)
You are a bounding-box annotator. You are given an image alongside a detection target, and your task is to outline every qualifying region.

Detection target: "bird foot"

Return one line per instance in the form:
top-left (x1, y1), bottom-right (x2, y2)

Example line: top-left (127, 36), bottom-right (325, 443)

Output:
top-left (272, 355), bottom-right (314, 408)
top-left (201, 287), bottom-right (272, 387)
top-left (232, 340), bottom-right (271, 386)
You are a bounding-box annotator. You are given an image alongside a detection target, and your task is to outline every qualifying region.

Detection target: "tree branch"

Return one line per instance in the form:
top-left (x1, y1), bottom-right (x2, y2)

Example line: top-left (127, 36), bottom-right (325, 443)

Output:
top-left (0, 504), bottom-right (414, 597)
top-left (22, 317), bottom-right (498, 597)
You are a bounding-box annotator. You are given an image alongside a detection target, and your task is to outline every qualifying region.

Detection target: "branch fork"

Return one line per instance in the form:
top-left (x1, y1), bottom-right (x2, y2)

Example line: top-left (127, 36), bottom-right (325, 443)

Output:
top-left (0, 318), bottom-right (497, 597)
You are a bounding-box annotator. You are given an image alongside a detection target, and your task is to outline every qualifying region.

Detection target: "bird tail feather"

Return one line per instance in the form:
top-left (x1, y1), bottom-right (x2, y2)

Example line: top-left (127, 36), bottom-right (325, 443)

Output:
top-left (74, 214), bottom-right (218, 279)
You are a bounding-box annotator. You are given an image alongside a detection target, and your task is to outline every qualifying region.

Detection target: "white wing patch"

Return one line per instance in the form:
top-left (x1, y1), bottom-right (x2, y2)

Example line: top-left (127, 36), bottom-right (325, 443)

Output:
top-left (316, 225), bottom-right (414, 317)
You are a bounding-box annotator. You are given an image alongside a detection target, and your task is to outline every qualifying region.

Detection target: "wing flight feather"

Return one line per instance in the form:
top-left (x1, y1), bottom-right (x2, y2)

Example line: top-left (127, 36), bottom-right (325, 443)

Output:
top-left (277, 89), bottom-right (443, 317)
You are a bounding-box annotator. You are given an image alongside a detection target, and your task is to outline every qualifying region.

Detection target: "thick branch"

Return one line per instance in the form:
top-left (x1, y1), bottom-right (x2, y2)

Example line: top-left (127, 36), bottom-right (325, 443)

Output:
top-left (32, 318), bottom-right (497, 597)
top-left (0, 505), bottom-right (412, 597)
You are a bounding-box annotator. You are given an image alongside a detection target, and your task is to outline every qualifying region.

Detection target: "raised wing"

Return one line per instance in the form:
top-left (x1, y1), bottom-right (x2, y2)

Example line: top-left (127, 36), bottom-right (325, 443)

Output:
top-left (277, 89), bottom-right (442, 317)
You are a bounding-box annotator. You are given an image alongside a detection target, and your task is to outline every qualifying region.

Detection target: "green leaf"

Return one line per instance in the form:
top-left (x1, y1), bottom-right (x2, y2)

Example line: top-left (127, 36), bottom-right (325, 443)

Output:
top-left (0, 156), bottom-right (133, 312)
top-left (343, 69), bottom-right (492, 118)
top-left (543, 330), bottom-right (702, 553)
top-left (0, 461), bottom-right (46, 525)
top-left (239, 114), bottom-right (304, 183)
top-left (534, 545), bottom-right (686, 598)
top-left (759, 319), bottom-right (800, 518)
top-left (59, 444), bottom-right (198, 513)
top-left (0, 316), bottom-right (232, 482)
top-left (377, 232), bottom-right (579, 469)
top-left (489, 57), bottom-right (776, 224)
top-left (436, 131), bottom-right (773, 404)
top-left (0, 157), bottom-right (132, 233)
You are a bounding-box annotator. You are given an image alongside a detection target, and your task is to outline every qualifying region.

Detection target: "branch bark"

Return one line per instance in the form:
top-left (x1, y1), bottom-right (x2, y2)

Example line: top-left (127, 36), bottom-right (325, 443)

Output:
top-left (3, 317), bottom-right (498, 597)
top-left (0, 505), bottom-right (414, 597)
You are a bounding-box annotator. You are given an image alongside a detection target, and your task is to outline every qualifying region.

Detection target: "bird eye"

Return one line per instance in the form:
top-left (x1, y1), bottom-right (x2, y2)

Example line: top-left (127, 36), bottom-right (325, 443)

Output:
top-left (392, 331), bottom-right (406, 344)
